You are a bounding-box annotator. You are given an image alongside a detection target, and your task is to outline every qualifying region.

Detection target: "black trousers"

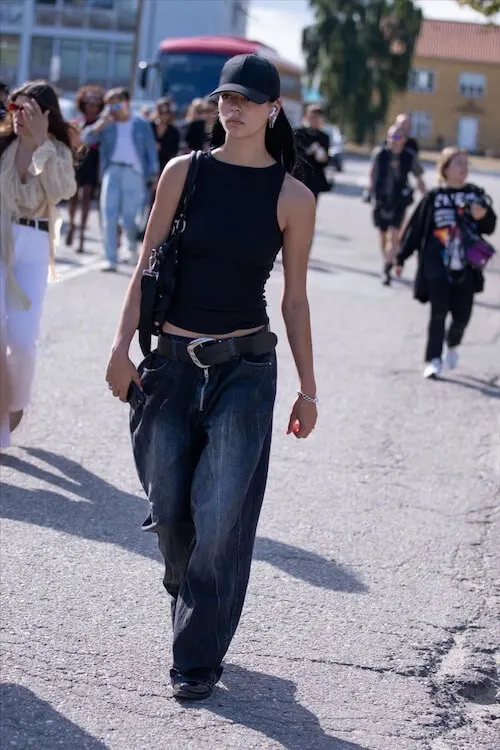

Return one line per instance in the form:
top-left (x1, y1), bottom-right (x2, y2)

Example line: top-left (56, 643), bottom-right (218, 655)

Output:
top-left (425, 270), bottom-right (475, 362)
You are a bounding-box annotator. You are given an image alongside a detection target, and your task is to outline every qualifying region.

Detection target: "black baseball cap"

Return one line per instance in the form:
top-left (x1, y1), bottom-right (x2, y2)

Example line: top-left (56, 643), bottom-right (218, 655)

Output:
top-left (209, 54), bottom-right (280, 104)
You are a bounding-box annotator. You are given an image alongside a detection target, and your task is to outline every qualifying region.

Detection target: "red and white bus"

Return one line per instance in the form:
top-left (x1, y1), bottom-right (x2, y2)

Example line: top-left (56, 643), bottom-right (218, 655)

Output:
top-left (138, 35), bottom-right (303, 126)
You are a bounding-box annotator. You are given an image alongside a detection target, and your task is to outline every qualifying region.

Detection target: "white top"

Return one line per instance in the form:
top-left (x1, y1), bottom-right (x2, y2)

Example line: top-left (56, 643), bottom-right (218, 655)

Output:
top-left (111, 119), bottom-right (142, 173)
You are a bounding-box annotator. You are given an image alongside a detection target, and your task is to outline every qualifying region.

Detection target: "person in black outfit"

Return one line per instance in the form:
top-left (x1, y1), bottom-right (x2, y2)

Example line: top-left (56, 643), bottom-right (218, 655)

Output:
top-left (151, 97), bottom-right (180, 172)
top-left (369, 125), bottom-right (426, 285)
top-left (136, 97), bottom-right (181, 239)
top-left (395, 147), bottom-right (496, 379)
top-left (0, 82), bottom-right (8, 122)
top-left (67, 85), bottom-right (104, 253)
top-left (183, 98), bottom-right (216, 153)
top-left (294, 104), bottom-right (330, 200)
top-left (105, 54), bottom-right (318, 701)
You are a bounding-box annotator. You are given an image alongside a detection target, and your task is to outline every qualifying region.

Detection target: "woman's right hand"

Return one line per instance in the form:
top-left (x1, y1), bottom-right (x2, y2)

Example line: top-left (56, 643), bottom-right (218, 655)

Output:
top-left (105, 348), bottom-right (142, 402)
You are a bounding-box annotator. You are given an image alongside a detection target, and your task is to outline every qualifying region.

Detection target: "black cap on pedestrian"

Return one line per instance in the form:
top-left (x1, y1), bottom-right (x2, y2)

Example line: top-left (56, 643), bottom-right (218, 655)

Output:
top-left (209, 54), bottom-right (281, 104)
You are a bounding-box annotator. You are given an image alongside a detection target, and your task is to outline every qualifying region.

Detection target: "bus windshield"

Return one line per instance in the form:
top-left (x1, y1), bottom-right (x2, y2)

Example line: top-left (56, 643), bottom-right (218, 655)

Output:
top-left (159, 52), bottom-right (231, 112)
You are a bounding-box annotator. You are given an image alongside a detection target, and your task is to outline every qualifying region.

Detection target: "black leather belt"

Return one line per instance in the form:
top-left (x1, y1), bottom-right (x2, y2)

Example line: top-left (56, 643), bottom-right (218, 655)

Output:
top-left (157, 330), bottom-right (277, 368)
top-left (17, 218), bottom-right (49, 232)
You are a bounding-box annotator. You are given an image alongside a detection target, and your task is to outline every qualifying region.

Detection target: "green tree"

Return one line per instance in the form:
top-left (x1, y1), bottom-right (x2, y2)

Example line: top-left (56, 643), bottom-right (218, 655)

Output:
top-left (458, 0), bottom-right (500, 16)
top-left (303, 0), bottom-right (422, 143)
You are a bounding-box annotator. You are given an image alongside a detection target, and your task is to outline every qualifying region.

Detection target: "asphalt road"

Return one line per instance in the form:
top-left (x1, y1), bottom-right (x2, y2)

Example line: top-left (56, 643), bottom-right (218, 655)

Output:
top-left (1, 159), bottom-right (499, 750)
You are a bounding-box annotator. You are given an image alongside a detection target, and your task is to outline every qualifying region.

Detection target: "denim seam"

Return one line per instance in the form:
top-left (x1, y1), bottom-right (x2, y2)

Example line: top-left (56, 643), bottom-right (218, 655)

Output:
top-left (229, 512), bottom-right (243, 638)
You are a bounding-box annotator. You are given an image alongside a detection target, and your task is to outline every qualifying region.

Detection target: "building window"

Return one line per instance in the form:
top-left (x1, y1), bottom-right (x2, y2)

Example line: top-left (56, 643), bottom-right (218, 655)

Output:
top-left (408, 68), bottom-right (435, 93)
top-left (0, 34), bottom-right (20, 87)
top-left (0, 1), bottom-right (24, 26)
top-left (58, 39), bottom-right (82, 90)
top-left (30, 36), bottom-right (54, 80)
top-left (410, 111), bottom-right (432, 139)
top-left (113, 44), bottom-right (133, 87)
top-left (459, 72), bottom-right (485, 98)
top-left (86, 41), bottom-right (109, 85)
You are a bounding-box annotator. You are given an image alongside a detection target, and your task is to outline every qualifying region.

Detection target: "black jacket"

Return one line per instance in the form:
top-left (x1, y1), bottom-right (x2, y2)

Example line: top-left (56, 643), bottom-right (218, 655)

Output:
top-left (397, 185), bottom-right (496, 303)
top-left (294, 126), bottom-right (331, 196)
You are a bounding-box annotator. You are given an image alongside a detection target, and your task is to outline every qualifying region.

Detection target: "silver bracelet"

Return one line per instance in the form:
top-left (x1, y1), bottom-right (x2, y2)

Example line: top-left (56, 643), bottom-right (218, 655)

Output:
top-left (297, 390), bottom-right (319, 405)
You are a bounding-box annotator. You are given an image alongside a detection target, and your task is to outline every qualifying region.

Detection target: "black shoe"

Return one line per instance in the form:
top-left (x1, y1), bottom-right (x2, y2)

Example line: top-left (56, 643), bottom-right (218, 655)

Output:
top-left (9, 410), bottom-right (24, 433)
top-left (172, 678), bottom-right (213, 701)
top-left (170, 666), bottom-right (221, 701)
top-left (382, 261), bottom-right (392, 286)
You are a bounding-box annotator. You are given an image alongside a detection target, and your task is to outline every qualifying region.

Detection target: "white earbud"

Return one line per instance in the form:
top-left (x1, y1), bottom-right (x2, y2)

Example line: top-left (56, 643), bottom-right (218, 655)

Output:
top-left (271, 106), bottom-right (278, 116)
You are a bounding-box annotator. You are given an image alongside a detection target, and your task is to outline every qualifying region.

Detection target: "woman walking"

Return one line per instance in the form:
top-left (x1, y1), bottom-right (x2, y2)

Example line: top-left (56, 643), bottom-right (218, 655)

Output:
top-left (369, 124), bottom-right (426, 286)
top-left (105, 54), bottom-right (318, 700)
top-left (66, 85), bottom-right (104, 254)
top-left (151, 97), bottom-right (180, 172)
top-left (183, 97), bottom-right (216, 153)
top-left (0, 81), bottom-right (76, 447)
top-left (395, 147), bottom-right (496, 379)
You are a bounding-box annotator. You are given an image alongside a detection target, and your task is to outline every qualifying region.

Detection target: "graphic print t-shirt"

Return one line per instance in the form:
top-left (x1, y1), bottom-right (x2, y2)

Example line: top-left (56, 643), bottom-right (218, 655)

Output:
top-left (428, 185), bottom-right (484, 273)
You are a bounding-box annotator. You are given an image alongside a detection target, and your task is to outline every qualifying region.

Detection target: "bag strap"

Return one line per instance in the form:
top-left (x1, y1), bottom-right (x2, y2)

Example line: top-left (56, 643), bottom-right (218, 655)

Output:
top-left (173, 150), bottom-right (202, 232)
top-left (138, 150), bottom-right (202, 357)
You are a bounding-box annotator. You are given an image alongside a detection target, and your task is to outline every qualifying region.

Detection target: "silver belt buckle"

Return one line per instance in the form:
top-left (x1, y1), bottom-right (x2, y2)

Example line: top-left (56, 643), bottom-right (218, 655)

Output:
top-left (187, 337), bottom-right (215, 368)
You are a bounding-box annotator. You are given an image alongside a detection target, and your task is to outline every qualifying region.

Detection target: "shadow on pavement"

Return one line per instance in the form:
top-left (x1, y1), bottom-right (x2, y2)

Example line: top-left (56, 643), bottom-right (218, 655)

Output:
top-left (255, 537), bottom-right (367, 593)
top-left (438, 374), bottom-right (500, 398)
top-left (330, 182), bottom-right (365, 199)
top-left (196, 664), bottom-right (371, 750)
top-left (306, 258), bottom-right (413, 288)
top-left (315, 229), bottom-right (352, 243)
top-left (0, 448), bottom-right (366, 595)
top-left (305, 258), bottom-right (500, 310)
top-left (0, 684), bottom-right (109, 750)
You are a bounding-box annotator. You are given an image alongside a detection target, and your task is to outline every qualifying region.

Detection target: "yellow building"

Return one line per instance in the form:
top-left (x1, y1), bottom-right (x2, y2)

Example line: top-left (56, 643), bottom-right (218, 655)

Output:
top-left (386, 19), bottom-right (500, 154)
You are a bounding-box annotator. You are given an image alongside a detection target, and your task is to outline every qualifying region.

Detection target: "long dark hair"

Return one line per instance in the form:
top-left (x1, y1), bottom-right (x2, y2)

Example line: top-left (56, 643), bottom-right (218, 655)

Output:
top-left (0, 80), bottom-right (74, 161)
top-left (211, 107), bottom-right (297, 174)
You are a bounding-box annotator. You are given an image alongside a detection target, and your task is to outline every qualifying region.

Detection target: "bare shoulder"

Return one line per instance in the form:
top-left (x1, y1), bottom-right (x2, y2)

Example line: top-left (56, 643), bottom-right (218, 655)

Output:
top-left (161, 153), bottom-right (192, 179)
top-left (157, 153), bottom-right (193, 194)
top-left (281, 173), bottom-right (316, 216)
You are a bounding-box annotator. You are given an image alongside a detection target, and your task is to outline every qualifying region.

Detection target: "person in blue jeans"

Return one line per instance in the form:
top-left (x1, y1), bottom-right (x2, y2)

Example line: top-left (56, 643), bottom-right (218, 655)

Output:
top-left (84, 87), bottom-right (158, 271)
top-left (105, 55), bottom-right (318, 701)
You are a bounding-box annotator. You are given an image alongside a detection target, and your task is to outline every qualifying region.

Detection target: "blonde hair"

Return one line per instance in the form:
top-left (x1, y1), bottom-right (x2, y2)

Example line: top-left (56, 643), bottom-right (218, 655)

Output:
top-left (186, 98), bottom-right (205, 121)
top-left (437, 147), bottom-right (467, 184)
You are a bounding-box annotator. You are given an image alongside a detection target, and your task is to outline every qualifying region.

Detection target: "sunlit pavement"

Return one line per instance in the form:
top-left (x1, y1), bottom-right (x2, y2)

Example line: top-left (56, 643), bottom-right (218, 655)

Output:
top-left (1, 160), bottom-right (499, 750)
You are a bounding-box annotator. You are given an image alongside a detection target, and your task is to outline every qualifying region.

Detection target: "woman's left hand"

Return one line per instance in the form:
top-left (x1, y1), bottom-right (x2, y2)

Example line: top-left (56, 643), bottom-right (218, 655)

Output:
top-left (23, 99), bottom-right (49, 147)
top-left (470, 202), bottom-right (487, 221)
top-left (287, 397), bottom-right (317, 439)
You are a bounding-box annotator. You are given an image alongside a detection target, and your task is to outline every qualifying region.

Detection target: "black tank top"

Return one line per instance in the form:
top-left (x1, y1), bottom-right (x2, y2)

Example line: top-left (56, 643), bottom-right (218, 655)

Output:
top-left (167, 152), bottom-right (286, 334)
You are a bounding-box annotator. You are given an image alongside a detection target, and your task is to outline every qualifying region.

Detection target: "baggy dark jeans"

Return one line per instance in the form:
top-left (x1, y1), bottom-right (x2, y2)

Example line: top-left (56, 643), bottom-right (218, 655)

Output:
top-left (130, 336), bottom-right (277, 683)
top-left (425, 269), bottom-right (475, 362)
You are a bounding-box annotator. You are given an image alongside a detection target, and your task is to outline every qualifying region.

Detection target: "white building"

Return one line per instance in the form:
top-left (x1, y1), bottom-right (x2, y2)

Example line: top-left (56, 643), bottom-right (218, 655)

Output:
top-left (0, 0), bottom-right (248, 95)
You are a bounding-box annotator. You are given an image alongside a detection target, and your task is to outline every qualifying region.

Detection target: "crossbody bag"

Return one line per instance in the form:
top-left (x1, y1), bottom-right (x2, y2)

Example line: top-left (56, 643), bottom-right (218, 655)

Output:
top-left (138, 151), bottom-right (202, 357)
top-left (452, 200), bottom-right (496, 272)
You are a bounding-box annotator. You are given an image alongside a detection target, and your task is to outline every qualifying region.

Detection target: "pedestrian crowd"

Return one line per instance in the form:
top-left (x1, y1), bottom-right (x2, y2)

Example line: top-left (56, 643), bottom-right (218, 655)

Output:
top-left (0, 54), bottom-right (497, 705)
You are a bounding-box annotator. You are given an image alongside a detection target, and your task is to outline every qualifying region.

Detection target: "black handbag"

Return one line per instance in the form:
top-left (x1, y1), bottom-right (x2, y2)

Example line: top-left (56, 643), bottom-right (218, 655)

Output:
top-left (138, 151), bottom-right (202, 357)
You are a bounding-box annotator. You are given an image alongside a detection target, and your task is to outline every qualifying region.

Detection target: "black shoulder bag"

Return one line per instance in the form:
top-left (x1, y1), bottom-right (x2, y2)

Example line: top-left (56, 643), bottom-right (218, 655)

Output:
top-left (138, 151), bottom-right (202, 357)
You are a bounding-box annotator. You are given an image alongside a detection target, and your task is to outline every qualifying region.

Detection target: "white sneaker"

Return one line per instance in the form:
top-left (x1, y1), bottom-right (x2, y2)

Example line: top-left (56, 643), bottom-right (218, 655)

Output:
top-left (444, 347), bottom-right (459, 370)
top-left (101, 261), bottom-right (117, 273)
top-left (423, 359), bottom-right (441, 379)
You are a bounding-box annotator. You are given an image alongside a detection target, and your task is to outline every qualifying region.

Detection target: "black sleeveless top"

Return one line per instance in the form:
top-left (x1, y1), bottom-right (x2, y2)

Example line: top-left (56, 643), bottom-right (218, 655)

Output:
top-left (167, 152), bottom-right (286, 334)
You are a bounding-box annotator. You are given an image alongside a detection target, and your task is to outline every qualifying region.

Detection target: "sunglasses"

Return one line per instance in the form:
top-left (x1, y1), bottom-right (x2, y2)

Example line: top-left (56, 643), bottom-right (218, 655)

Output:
top-left (8, 101), bottom-right (25, 112)
top-left (158, 109), bottom-right (170, 115)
